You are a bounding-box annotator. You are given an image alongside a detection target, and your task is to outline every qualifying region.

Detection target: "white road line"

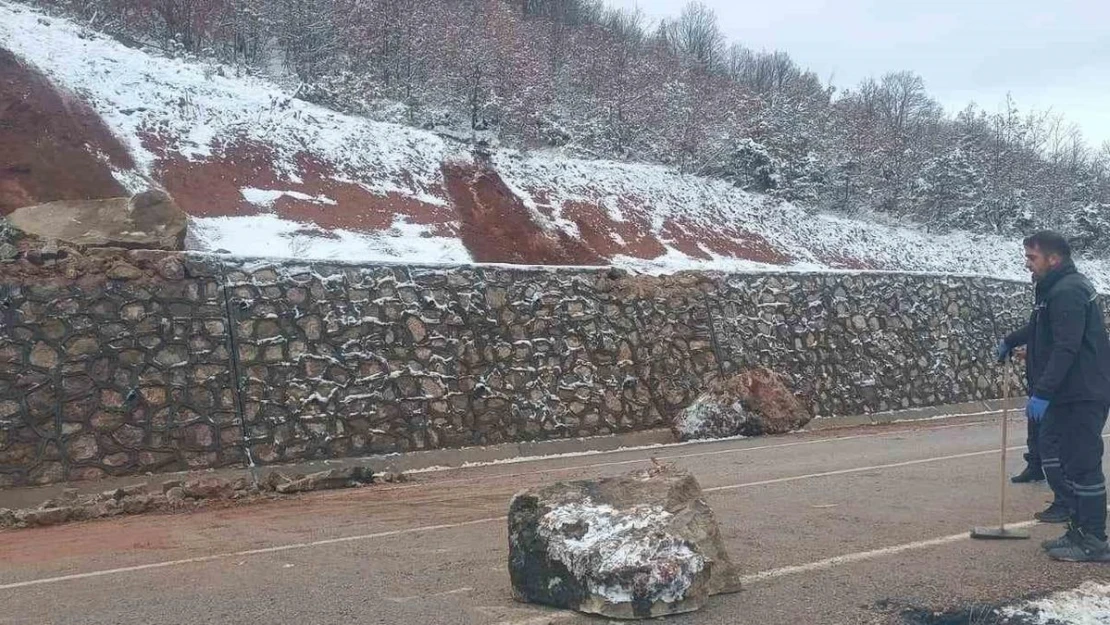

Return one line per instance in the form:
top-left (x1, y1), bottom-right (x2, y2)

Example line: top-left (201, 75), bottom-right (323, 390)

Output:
top-left (295, 419), bottom-right (1005, 510)
top-left (652, 421), bottom-right (989, 464)
top-left (705, 448), bottom-right (1010, 492)
top-left (474, 606), bottom-right (579, 625)
top-left (490, 614), bottom-right (577, 625)
top-left (362, 418), bottom-right (1002, 496)
top-left (706, 433), bottom-right (1110, 493)
top-left (0, 517), bottom-right (505, 591)
top-left (738, 520), bottom-right (1041, 585)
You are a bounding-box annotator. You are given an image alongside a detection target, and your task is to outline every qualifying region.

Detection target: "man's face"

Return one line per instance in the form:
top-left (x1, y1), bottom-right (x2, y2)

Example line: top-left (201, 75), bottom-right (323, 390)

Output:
top-left (1025, 244), bottom-right (1061, 281)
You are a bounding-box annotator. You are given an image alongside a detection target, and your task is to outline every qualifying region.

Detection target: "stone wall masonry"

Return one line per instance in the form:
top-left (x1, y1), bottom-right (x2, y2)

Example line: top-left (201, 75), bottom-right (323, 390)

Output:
top-left (225, 264), bottom-right (716, 465)
top-left (707, 273), bottom-right (1035, 416)
top-left (0, 254), bottom-right (241, 488)
top-left (2, 250), bottom-right (1108, 487)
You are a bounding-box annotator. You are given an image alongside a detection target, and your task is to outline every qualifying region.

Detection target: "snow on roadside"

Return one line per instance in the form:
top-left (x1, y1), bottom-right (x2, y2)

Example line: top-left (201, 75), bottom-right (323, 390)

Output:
top-left (1000, 581), bottom-right (1110, 625)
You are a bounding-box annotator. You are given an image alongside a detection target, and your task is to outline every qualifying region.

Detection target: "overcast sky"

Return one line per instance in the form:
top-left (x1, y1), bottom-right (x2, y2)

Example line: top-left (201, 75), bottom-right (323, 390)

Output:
top-left (606, 0), bottom-right (1110, 149)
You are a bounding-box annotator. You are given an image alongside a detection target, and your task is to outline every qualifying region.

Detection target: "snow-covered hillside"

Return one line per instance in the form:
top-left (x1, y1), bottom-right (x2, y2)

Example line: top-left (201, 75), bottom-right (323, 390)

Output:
top-left (0, 0), bottom-right (471, 264)
top-left (2, 0), bottom-right (1108, 290)
top-left (493, 152), bottom-right (1063, 281)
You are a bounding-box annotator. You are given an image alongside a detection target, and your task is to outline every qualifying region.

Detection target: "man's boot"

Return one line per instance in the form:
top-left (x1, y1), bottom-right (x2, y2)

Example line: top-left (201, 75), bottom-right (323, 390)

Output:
top-left (1034, 502), bottom-right (1071, 523)
top-left (1046, 529), bottom-right (1110, 562)
top-left (1011, 463), bottom-right (1044, 483)
top-left (1041, 522), bottom-right (1080, 551)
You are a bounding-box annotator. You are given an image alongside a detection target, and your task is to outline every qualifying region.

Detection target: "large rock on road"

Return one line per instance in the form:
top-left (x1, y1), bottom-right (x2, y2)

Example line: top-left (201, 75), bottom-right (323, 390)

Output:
top-left (507, 465), bottom-right (741, 619)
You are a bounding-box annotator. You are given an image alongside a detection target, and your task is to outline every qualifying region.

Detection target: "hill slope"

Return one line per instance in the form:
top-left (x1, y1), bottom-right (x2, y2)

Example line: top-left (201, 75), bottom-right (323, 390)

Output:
top-left (2, 1), bottom-right (1108, 290)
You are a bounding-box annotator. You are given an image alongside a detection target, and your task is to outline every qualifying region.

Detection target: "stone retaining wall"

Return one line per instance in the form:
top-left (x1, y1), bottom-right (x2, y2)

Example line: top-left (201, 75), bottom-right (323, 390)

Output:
top-left (0, 255), bottom-right (241, 486)
top-left (707, 273), bottom-right (1034, 416)
top-left (2, 250), bottom-right (1106, 486)
top-left (225, 263), bottom-right (714, 466)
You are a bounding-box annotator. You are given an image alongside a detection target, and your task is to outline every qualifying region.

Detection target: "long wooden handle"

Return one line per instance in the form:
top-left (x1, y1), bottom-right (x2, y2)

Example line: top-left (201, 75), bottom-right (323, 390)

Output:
top-left (999, 363), bottom-right (1011, 530)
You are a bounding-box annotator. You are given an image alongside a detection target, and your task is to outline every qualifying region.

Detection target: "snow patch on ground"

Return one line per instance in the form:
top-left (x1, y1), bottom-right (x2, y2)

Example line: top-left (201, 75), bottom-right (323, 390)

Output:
top-left (189, 214), bottom-right (470, 264)
top-left (1000, 581), bottom-right (1110, 625)
top-left (612, 249), bottom-right (786, 275)
top-left (241, 187), bottom-right (337, 208)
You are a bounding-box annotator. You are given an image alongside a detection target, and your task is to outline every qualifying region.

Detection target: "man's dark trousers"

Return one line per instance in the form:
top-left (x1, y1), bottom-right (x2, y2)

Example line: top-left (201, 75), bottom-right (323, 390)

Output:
top-left (1038, 406), bottom-right (1072, 510)
top-left (1056, 402), bottom-right (1110, 541)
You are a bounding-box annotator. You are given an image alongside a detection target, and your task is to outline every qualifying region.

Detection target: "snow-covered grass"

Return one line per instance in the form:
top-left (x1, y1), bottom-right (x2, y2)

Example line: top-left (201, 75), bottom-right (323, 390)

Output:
top-left (495, 150), bottom-right (1110, 291)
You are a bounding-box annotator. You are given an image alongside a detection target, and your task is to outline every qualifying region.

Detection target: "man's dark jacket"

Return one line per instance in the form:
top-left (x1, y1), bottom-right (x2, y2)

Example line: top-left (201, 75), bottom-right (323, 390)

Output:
top-left (1005, 260), bottom-right (1110, 404)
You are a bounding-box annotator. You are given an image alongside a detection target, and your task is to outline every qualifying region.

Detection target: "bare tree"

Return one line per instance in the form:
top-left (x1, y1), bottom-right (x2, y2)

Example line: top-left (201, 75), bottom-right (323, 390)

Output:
top-left (671, 1), bottom-right (724, 71)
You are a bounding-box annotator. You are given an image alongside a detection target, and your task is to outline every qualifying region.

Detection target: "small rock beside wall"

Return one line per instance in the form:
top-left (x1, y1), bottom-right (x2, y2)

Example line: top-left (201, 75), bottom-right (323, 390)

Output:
top-left (672, 368), bottom-right (812, 441)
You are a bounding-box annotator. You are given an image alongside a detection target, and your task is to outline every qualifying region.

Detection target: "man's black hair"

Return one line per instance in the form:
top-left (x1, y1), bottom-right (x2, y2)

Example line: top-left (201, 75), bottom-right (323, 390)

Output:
top-left (1023, 230), bottom-right (1072, 259)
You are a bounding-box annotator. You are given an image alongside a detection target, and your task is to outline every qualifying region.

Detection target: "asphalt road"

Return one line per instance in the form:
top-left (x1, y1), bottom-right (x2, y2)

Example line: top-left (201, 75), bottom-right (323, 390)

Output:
top-left (1, 413), bottom-right (1108, 625)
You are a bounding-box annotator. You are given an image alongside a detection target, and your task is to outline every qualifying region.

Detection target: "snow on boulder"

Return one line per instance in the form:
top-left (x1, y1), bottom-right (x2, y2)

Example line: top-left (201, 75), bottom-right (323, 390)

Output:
top-left (507, 464), bottom-right (741, 619)
top-left (673, 368), bottom-right (812, 441)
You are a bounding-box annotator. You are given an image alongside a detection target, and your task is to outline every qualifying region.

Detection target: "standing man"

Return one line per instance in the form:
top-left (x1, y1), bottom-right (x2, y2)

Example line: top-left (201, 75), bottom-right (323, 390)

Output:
top-left (996, 231), bottom-right (1110, 562)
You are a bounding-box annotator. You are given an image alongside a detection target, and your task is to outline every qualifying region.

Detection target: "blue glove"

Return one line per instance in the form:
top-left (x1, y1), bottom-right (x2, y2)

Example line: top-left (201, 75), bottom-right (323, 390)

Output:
top-left (1026, 396), bottom-right (1049, 422)
top-left (995, 340), bottom-right (1011, 363)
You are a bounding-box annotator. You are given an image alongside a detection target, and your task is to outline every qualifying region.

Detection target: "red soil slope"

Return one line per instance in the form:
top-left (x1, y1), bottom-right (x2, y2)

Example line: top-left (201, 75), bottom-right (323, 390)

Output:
top-left (0, 49), bottom-right (132, 214)
top-left (442, 162), bottom-right (605, 265)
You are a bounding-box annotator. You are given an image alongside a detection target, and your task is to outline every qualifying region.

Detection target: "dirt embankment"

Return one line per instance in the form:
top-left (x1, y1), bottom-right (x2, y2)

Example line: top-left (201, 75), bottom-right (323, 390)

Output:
top-left (148, 136), bottom-right (459, 236)
top-left (480, 183), bottom-right (797, 267)
top-left (0, 48), bottom-right (132, 214)
top-left (442, 162), bottom-right (605, 265)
